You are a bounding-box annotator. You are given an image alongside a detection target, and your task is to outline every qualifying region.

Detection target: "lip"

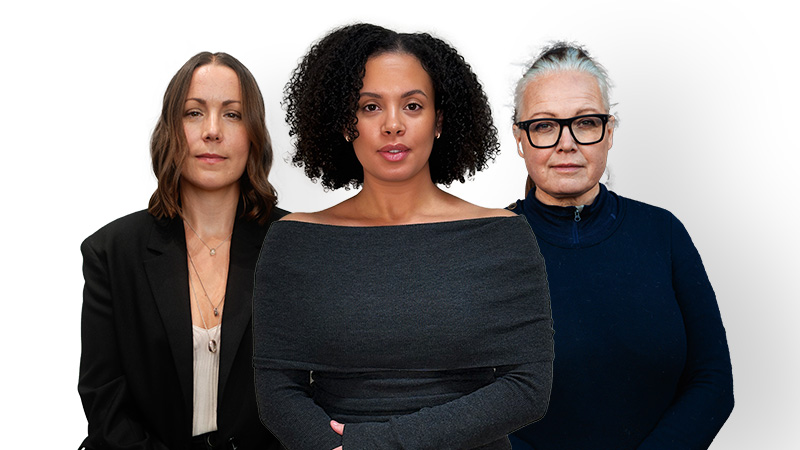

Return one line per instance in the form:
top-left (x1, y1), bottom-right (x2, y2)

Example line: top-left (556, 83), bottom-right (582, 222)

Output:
top-left (551, 164), bottom-right (583, 173)
top-left (379, 144), bottom-right (410, 153)
top-left (378, 144), bottom-right (410, 162)
top-left (196, 153), bottom-right (227, 164)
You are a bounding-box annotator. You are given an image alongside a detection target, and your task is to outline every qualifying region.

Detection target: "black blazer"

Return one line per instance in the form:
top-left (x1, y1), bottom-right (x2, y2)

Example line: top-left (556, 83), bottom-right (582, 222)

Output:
top-left (78, 207), bottom-right (286, 450)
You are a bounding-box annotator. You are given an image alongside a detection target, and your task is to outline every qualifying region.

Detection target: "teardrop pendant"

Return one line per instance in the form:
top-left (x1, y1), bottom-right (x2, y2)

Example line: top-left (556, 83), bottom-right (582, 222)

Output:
top-left (209, 248), bottom-right (216, 256)
top-left (208, 339), bottom-right (218, 353)
top-left (213, 308), bottom-right (219, 317)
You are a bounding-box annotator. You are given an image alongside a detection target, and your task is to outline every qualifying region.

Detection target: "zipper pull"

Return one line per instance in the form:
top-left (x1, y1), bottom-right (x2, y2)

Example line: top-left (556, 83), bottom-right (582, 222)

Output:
top-left (574, 205), bottom-right (584, 222)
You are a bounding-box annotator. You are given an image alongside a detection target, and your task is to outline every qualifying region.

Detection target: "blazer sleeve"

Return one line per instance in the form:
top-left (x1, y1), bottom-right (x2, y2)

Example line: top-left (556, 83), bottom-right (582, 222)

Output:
top-left (637, 216), bottom-right (734, 449)
top-left (78, 236), bottom-right (171, 450)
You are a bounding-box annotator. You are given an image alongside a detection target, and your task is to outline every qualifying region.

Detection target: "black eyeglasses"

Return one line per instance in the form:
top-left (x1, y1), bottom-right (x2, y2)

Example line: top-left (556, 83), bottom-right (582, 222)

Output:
top-left (515, 114), bottom-right (611, 148)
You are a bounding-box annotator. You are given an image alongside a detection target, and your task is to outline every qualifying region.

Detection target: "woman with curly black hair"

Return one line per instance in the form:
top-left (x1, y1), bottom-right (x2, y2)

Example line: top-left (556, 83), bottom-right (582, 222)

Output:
top-left (253, 23), bottom-right (554, 450)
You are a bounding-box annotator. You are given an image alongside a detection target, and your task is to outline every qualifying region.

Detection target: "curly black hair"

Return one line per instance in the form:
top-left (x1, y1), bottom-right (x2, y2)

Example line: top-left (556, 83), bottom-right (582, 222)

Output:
top-left (284, 23), bottom-right (500, 190)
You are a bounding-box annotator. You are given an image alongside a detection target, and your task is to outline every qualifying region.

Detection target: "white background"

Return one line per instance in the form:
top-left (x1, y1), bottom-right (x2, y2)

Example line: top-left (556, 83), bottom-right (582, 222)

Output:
top-left (3, 1), bottom-right (798, 448)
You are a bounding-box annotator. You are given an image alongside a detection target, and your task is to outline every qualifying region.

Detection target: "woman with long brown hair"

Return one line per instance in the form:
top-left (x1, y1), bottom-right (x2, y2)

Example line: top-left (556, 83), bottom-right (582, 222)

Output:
top-left (78, 52), bottom-right (284, 450)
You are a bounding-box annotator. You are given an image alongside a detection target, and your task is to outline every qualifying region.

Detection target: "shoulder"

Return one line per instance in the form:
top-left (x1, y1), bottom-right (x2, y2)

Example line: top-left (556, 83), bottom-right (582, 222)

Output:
top-left (277, 200), bottom-right (362, 226)
top-left (268, 206), bottom-right (290, 222)
top-left (445, 194), bottom-right (517, 220)
top-left (80, 210), bottom-right (164, 265)
top-left (617, 193), bottom-right (680, 224)
top-left (505, 199), bottom-right (524, 214)
top-left (83, 210), bottom-right (156, 244)
top-left (278, 211), bottom-right (325, 224)
top-left (468, 205), bottom-right (517, 219)
top-left (615, 194), bottom-right (693, 244)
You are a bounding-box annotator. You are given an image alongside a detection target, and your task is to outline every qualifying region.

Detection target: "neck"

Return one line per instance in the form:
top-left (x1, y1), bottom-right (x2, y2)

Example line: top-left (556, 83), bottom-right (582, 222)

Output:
top-left (535, 183), bottom-right (600, 207)
top-left (180, 184), bottom-right (240, 237)
top-left (350, 171), bottom-right (446, 224)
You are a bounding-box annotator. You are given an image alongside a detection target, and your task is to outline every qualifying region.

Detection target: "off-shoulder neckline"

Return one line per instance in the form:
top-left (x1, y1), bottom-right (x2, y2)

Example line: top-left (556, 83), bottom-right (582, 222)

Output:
top-left (274, 214), bottom-right (525, 230)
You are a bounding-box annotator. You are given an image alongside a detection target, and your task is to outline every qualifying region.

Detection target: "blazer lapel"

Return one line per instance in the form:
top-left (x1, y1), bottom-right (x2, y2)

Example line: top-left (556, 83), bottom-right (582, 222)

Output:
top-left (218, 217), bottom-right (264, 399)
top-left (143, 217), bottom-right (194, 416)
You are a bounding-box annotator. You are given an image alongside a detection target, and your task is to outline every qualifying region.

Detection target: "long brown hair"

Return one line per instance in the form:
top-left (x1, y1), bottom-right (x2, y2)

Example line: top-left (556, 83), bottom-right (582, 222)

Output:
top-left (148, 52), bottom-right (277, 223)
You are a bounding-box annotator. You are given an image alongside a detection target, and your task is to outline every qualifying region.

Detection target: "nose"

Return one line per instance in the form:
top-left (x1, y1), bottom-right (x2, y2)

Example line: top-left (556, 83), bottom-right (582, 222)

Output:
top-left (202, 116), bottom-right (221, 142)
top-left (555, 124), bottom-right (576, 152)
top-left (381, 108), bottom-right (405, 136)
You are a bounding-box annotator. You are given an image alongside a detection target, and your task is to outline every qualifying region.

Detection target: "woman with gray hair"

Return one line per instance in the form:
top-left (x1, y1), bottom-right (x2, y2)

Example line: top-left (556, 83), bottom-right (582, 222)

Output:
top-left (506, 43), bottom-right (734, 449)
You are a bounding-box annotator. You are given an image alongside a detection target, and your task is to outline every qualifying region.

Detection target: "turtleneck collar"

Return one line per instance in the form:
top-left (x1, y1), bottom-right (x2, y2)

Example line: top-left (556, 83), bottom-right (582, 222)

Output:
top-left (517, 183), bottom-right (624, 248)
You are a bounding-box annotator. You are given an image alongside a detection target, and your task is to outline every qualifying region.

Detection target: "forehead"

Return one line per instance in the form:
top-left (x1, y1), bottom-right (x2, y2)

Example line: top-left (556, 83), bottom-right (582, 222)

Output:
top-left (520, 71), bottom-right (603, 117)
top-left (187, 64), bottom-right (241, 98)
top-left (361, 52), bottom-right (433, 93)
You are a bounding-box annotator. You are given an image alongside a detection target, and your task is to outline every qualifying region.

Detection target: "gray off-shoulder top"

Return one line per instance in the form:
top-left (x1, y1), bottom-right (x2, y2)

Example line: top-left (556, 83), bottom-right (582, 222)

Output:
top-left (253, 216), bottom-right (554, 450)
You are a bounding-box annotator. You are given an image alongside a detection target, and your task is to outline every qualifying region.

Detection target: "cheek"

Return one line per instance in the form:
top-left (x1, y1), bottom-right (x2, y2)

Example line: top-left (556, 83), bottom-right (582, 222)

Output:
top-left (523, 149), bottom-right (550, 177)
top-left (587, 147), bottom-right (609, 173)
top-left (232, 129), bottom-right (251, 155)
top-left (183, 122), bottom-right (198, 143)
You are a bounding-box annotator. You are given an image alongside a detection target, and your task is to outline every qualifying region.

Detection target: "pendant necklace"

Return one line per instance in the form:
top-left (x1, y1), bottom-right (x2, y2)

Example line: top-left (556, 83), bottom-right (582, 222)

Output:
top-left (187, 250), bottom-right (226, 317)
top-left (188, 269), bottom-right (221, 353)
top-left (184, 219), bottom-right (233, 256)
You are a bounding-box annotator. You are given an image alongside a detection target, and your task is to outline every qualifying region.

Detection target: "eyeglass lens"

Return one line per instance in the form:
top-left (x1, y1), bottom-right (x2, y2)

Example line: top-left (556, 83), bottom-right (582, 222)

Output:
top-left (528, 116), bottom-right (605, 147)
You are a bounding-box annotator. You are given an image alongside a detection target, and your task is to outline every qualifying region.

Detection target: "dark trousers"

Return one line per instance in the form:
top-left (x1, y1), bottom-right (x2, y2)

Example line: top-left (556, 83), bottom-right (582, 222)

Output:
top-left (191, 432), bottom-right (240, 450)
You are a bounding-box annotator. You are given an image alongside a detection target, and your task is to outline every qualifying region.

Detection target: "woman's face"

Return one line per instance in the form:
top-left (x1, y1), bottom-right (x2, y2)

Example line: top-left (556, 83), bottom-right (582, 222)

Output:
top-left (515, 71), bottom-right (613, 206)
top-left (352, 52), bottom-right (441, 186)
top-left (181, 64), bottom-right (250, 195)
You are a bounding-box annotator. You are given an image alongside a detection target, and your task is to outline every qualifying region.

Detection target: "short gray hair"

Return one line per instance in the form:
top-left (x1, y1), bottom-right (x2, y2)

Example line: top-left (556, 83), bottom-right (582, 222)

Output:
top-left (513, 42), bottom-right (613, 122)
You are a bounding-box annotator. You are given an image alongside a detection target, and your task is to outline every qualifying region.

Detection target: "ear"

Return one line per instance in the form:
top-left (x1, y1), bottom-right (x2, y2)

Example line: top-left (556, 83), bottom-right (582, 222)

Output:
top-left (513, 125), bottom-right (524, 158)
top-left (435, 110), bottom-right (443, 137)
top-left (606, 116), bottom-right (615, 151)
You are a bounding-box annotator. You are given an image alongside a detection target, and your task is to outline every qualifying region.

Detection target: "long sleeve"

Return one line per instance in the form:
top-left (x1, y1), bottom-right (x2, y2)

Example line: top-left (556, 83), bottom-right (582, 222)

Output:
top-left (78, 237), bottom-right (171, 450)
top-left (340, 361), bottom-right (552, 450)
top-left (253, 217), bottom-right (553, 450)
top-left (254, 367), bottom-right (343, 450)
top-left (637, 217), bottom-right (734, 449)
top-left (255, 362), bottom-right (551, 450)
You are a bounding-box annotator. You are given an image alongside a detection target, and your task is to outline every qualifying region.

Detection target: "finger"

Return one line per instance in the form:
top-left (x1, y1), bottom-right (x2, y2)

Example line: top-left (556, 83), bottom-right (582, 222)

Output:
top-left (330, 419), bottom-right (345, 435)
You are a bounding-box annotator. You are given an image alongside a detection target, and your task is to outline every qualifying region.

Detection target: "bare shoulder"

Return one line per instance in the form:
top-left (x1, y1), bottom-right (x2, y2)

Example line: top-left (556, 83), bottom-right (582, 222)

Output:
top-left (485, 207), bottom-right (517, 218)
top-left (443, 195), bottom-right (517, 220)
top-left (278, 212), bottom-right (326, 224)
top-left (468, 205), bottom-right (517, 219)
top-left (279, 203), bottom-right (352, 225)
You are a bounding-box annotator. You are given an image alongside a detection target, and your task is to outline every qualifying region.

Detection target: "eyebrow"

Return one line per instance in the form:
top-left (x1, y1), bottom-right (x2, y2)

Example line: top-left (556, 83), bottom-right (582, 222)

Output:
top-left (185, 98), bottom-right (242, 106)
top-left (359, 89), bottom-right (429, 99)
top-left (531, 107), bottom-right (604, 118)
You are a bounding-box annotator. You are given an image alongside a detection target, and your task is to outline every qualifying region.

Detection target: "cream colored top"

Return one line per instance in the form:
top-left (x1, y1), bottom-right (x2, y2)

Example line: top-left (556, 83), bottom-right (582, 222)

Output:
top-left (192, 324), bottom-right (221, 436)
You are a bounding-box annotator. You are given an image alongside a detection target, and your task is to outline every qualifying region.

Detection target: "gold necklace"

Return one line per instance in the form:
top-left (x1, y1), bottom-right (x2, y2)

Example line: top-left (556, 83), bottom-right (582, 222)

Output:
top-left (188, 270), bottom-right (221, 353)
top-left (187, 251), bottom-right (225, 316)
top-left (184, 219), bottom-right (233, 256)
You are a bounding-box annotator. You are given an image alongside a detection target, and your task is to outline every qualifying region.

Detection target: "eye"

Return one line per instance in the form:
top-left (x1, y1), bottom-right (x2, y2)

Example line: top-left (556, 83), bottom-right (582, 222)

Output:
top-left (185, 110), bottom-right (202, 118)
top-left (224, 112), bottom-right (242, 120)
top-left (532, 121), bottom-right (557, 133)
top-left (574, 117), bottom-right (602, 129)
top-left (362, 103), bottom-right (380, 112)
top-left (405, 102), bottom-right (422, 111)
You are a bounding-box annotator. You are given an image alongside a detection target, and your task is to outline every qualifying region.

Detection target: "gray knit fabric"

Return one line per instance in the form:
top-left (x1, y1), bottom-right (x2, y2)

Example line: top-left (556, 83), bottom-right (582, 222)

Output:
top-left (253, 216), bottom-right (553, 450)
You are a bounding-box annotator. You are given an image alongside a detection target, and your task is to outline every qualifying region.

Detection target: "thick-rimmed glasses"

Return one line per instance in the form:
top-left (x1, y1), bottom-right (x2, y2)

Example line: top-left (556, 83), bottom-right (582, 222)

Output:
top-left (515, 114), bottom-right (611, 148)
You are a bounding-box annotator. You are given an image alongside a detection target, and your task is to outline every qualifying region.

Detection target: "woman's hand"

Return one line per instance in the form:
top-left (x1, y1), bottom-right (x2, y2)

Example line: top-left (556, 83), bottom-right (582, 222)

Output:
top-left (331, 420), bottom-right (344, 449)
top-left (331, 420), bottom-right (345, 435)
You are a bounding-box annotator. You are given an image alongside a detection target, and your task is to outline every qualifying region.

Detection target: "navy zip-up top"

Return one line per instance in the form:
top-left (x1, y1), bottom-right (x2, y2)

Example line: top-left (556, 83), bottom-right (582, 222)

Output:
top-left (508, 183), bottom-right (733, 450)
